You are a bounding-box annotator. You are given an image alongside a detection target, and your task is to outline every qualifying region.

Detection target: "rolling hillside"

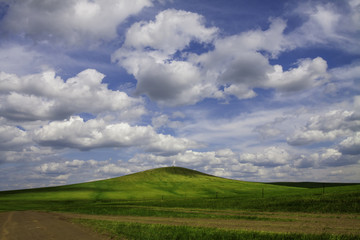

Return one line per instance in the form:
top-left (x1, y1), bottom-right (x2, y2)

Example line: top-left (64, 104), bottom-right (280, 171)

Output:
top-left (0, 167), bottom-right (359, 214)
top-left (0, 166), bottom-right (298, 201)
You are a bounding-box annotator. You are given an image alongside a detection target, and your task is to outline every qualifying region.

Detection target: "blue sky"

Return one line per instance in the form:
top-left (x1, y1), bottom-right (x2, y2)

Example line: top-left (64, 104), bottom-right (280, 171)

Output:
top-left (0, 0), bottom-right (360, 190)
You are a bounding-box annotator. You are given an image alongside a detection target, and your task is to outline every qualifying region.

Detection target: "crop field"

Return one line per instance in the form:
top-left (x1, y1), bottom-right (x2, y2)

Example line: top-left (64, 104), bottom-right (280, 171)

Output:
top-left (0, 167), bottom-right (359, 239)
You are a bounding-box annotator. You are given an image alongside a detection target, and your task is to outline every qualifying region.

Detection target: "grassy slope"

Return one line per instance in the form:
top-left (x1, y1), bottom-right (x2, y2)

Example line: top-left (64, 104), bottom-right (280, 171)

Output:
top-left (0, 167), bottom-right (295, 201)
top-left (0, 167), bottom-right (359, 213)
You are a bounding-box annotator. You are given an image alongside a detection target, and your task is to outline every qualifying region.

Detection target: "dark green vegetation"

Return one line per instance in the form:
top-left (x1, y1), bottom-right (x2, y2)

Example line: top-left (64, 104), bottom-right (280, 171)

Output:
top-left (0, 167), bottom-right (359, 239)
top-left (75, 219), bottom-right (360, 240)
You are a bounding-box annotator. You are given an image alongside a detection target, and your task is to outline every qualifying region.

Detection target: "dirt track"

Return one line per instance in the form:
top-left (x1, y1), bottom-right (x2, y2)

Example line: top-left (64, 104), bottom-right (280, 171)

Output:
top-left (0, 211), bottom-right (107, 240)
top-left (1, 211), bottom-right (359, 239)
top-left (60, 211), bottom-right (360, 235)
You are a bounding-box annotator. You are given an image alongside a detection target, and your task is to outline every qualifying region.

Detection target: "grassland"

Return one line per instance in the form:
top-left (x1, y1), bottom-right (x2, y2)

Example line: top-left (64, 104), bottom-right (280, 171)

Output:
top-left (0, 167), bottom-right (359, 239)
top-left (73, 219), bottom-right (360, 240)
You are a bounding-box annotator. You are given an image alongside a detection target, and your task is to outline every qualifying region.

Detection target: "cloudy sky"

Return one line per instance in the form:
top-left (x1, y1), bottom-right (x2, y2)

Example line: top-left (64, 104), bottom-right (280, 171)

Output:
top-left (0, 0), bottom-right (359, 190)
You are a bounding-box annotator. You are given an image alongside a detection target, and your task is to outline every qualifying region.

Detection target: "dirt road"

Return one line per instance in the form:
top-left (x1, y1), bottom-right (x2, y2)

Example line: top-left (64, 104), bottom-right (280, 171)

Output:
top-left (60, 211), bottom-right (360, 235)
top-left (0, 211), bottom-right (107, 240)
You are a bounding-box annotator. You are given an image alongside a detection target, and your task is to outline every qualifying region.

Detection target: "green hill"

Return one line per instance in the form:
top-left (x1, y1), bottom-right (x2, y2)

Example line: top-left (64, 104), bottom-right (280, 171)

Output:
top-left (0, 166), bottom-right (295, 201)
top-left (1, 167), bottom-right (359, 214)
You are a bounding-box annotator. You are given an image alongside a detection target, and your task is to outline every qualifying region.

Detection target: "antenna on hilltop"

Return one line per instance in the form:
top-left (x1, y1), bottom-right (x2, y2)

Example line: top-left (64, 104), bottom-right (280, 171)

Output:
top-left (172, 160), bottom-right (176, 167)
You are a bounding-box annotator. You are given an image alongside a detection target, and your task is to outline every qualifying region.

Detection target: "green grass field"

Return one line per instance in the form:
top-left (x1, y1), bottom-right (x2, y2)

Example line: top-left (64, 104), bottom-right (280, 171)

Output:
top-left (1, 167), bottom-right (359, 239)
top-left (74, 219), bottom-right (360, 240)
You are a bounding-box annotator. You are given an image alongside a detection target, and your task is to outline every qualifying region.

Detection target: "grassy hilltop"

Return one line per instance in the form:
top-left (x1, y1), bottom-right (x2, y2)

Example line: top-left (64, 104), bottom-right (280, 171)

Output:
top-left (0, 166), bottom-right (287, 201)
top-left (0, 166), bottom-right (359, 213)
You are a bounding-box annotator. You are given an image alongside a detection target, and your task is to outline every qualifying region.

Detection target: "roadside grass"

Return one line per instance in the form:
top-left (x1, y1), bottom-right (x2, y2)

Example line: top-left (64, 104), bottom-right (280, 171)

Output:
top-left (74, 219), bottom-right (360, 240)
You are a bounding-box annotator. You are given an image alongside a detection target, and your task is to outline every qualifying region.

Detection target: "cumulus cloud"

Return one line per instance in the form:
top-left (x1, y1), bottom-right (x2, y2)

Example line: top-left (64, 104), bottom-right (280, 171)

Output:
top-left (189, 18), bottom-right (288, 100)
top-left (0, 125), bottom-right (30, 151)
top-left (129, 149), bottom-right (238, 168)
top-left (313, 148), bottom-right (358, 167)
top-left (266, 57), bottom-right (329, 92)
top-left (0, 0), bottom-right (154, 46)
top-left (129, 57), bottom-right (218, 105)
top-left (34, 116), bottom-right (198, 154)
top-left (197, 18), bottom-right (286, 69)
top-left (0, 69), bottom-right (145, 121)
top-left (287, 110), bottom-right (359, 145)
top-left (113, 9), bottom-right (220, 106)
top-left (339, 132), bottom-right (360, 155)
top-left (288, 130), bottom-right (341, 146)
top-left (114, 11), bottom-right (330, 106)
top-left (151, 113), bottom-right (184, 130)
top-left (36, 159), bottom-right (98, 174)
top-left (29, 159), bottom-right (112, 187)
top-left (36, 162), bottom-right (68, 174)
top-left (122, 9), bottom-right (218, 55)
top-left (97, 163), bottom-right (132, 175)
top-left (239, 147), bottom-right (291, 167)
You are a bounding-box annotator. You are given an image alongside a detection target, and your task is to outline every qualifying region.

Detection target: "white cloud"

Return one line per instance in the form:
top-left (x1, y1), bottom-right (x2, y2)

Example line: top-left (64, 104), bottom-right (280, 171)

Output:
top-left (97, 163), bottom-right (131, 175)
top-left (179, 108), bottom-right (286, 151)
top-left (287, 110), bottom-right (359, 146)
top-left (198, 18), bottom-right (286, 63)
top-left (0, 125), bottom-right (30, 151)
top-left (130, 57), bottom-right (217, 105)
top-left (317, 148), bottom-right (358, 167)
top-left (0, 44), bottom-right (49, 75)
top-left (152, 114), bottom-right (170, 129)
top-left (223, 84), bottom-right (257, 100)
top-left (0, 69), bottom-right (145, 121)
top-left (192, 19), bottom-right (287, 99)
top-left (287, 2), bottom-right (360, 52)
top-left (240, 147), bottom-right (291, 167)
top-left (266, 57), bottom-right (329, 92)
top-left (152, 113), bottom-right (183, 130)
top-left (288, 129), bottom-right (342, 146)
top-left (128, 149), bottom-right (236, 169)
top-left (0, 146), bottom-right (56, 163)
top-left (1, 0), bottom-right (154, 46)
top-left (34, 116), bottom-right (198, 154)
top-left (123, 9), bottom-right (218, 55)
top-left (253, 121), bottom-right (283, 140)
top-left (114, 11), bottom-right (331, 106)
top-left (321, 148), bottom-right (342, 162)
top-left (37, 162), bottom-right (66, 174)
top-left (113, 9), bottom-right (220, 106)
top-left (293, 154), bottom-right (318, 169)
top-left (339, 132), bottom-right (360, 155)
top-left (145, 134), bottom-right (199, 156)
top-left (330, 62), bottom-right (360, 91)
top-left (32, 159), bottom-right (111, 187)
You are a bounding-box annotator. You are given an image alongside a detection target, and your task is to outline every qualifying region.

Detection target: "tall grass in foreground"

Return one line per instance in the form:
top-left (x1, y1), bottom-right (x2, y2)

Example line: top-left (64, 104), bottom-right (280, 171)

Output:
top-left (75, 219), bottom-right (360, 240)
